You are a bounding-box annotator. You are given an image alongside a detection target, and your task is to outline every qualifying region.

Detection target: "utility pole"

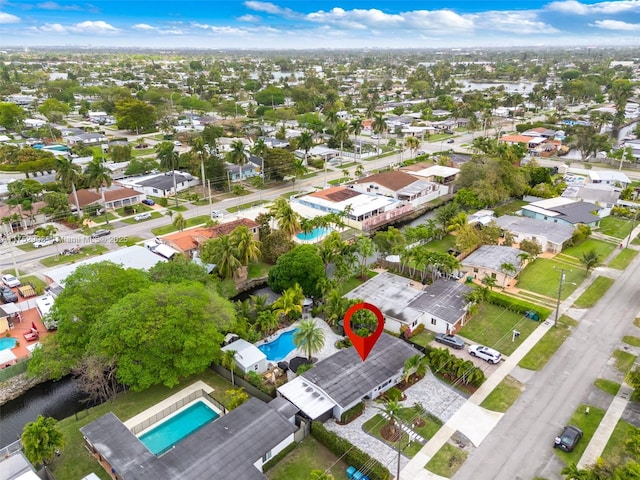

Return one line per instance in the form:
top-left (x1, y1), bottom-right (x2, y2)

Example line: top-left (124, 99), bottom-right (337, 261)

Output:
top-left (555, 269), bottom-right (565, 327)
top-left (626, 208), bottom-right (639, 248)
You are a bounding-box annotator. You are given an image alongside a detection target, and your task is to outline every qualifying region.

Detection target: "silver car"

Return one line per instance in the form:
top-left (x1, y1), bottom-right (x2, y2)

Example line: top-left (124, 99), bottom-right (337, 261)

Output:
top-left (434, 333), bottom-right (465, 349)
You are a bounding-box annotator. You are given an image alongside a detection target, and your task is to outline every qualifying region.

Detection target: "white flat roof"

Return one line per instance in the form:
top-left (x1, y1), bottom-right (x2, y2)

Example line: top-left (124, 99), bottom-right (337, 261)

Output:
top-left (299, 191), bottom-right (400, 218)
top-left (523, 205), bottom-right (561, 217)
top-left (45, 246), bottom-right (165, 285)
top-left (222, 339), bottom-right (266, 369)
top-left (277, 376), bottom-right (337, 420)
top-left (530, 197), bottom-right (576, 209)
top-left (0, 348), bottom-right (17, 364)
top-left (412, 165), bottom-right (460, 178)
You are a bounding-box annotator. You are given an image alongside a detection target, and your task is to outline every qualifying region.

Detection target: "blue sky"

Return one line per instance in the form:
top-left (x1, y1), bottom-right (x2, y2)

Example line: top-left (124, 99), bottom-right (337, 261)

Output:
top-left (1, 0), bottom-right (639, 49)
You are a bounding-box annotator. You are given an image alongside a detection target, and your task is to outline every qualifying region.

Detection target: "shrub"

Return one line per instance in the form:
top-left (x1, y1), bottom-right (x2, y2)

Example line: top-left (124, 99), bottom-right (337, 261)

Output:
top-left (338, 402), bottom-right (365, 424)
top-left (262, 441), bottom-right (298, 472)
top-left (296, 363), bottom-right (313, 374)
top-left (486, 290), bottom-right (551, 320)
top-left (158, 197), bottom-right (168, 207)
top-left (311, 422), bottom-right (392, 480)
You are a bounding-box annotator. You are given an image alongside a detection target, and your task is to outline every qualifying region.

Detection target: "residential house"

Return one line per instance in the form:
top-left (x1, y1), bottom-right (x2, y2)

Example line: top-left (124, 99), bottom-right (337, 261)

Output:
top-left (162, 218), bottom-right (259, 257)
top-left (295, 186), bottom-right (410, 231)
top-left (259, 137), bottom-right (290, 149)
top-left (0, 451), bottom-right (39, 480)
top-left (407, 165), bottom-right (460, 193)
top-left (562, 184), bottom-right (620, 216)
top-left (69, 186), bottom-right (144, 211)
top-left (226, 162), bottom-right (259, 182)
top-left (521, 197), bottom-right (602, 227)
top-left (80, 397), bottom-right (298, 480)
top-left (499, 134), bottom-right (558, 157)
top-left (494, 215), bottom-right (574, 254)
top-left (461, 245), bottom-right (526, 288)
top-left (344, 272), bottom-right (472, 335)
top-left (117, 171), bottom-right (200, 198)
top-left (307, 145), bottom-right (341, 162)
top-left (222, 339), bottom-right (267, 375)
top-left (0, 201), bottom-right (47, 233)
top-left (349, 170), bottom-right (447, 207)
top-left (66, 132), bottom-right (108, 146)
top-left (277, 333), bottom-right (421, 421)
top-left (522, 127), bottom-right (557, 139)
top-left (624, 139), bottom-right (640, 161)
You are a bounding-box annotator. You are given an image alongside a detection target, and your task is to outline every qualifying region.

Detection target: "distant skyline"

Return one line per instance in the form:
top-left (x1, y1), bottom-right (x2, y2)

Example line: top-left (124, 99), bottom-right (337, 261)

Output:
top-left (1, 0), bottom-right (639, 50)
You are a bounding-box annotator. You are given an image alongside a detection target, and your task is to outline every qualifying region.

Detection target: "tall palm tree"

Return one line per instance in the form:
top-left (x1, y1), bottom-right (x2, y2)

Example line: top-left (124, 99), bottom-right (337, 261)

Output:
top-left (84, 158), bottom-right (112, 225)
top-left (372, 112), bottom-right (386, 153)
top-left (192, 137), bottom-right (208, 197)
top-left (54, 156), bottom-right (83, 217)
top-left (251, 138), bottom-right (268, 158)
top-left (231, 225), bottom-right (261, 265)
top-left (405, 136), bottom-right (420, 158)
top-left (333, 120), bottom-right (349, 166)
top-left (201, 235), bottom-right (241, 279)
top-left (156, 141), bottom-right (179, 170)
top-left (220, 349), bottom-right (237, 386)
top-left (290, 159), bottom-right (308, 192)
top-left (268, 197), bottom-right (301, 237)
top-left (500, 262), bottom-right (517, 288)
top-left (349, 117), bottom-right (362, 161)
top-left (226, 140), bottom-right (247, 184)
top-left (298, 131), bottom-right (313, 166)
top-left (293, 318), bottom-right (325, 361)
top-left (272, 284), bottom-right (304, 322)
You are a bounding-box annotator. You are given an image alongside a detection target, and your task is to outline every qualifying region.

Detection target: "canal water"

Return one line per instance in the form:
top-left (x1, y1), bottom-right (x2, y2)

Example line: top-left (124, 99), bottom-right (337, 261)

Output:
top-left (0, 376), bottom-right (86, 448)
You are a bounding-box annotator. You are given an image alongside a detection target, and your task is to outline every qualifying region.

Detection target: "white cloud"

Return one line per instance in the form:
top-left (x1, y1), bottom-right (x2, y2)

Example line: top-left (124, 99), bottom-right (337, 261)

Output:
top-left (39, 23), bottom-right (67, 32)
top-left (237, 14), bottom-right (261, 22)
top-left (546, 0), bottom-right (640, 15)
top-left (306, 8), bottom-right (404, 30)
top-left (36, 2), bottom-right (83, 11)
top-left (0, 11), bottom-right (20, 23)
top-left (244, 1), bottom-right (297, 18)
top-left (68, 20), bottom-right (118, 34)
top-left (590, 19), bottom-right (640, 30)
top-left (474, 11), bottom-right (558, 34)
top-left (404, 10), bottom-right (474, 31)
top-left (209, 26), bottom-right (247, 34)
top-left (132, 23), bottom-right (155, 31)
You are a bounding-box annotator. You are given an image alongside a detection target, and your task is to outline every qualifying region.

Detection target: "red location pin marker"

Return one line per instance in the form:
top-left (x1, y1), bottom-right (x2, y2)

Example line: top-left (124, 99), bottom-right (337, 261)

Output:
top-left (343, 302), bottom-right (384, 362)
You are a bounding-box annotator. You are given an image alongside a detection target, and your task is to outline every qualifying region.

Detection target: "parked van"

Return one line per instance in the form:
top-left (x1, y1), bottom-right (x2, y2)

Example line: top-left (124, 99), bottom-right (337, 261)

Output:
top-left (134, 212), bottom-right (152, 221)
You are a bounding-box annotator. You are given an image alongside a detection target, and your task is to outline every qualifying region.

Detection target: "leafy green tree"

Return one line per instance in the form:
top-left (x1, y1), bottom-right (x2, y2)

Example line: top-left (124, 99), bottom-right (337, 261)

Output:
top-left (148, 256), bottom-right (210, 285)
top-left (0, 102), bottom-right (26, 130)
top-left (293, 319), bottom-right (326, 360)
top-left (21, 416), bottom-right (64, 466)
top-left (38, 98), bottom-right (70, 122)
top-left (124, 157), bottom-right (159, 176)
top-left (41, 191), bottom-right (71, 218)
top-left (272, 283), bottom-right (304, 321)
top-left (114, 98), bottom-right (157, 134)
top-left (84, 158), bottom-right (112, 225)
top-left (260, 230), bottom-right (295, 264)
top-left (226, 140), bottom-right (247, 182)
top-left (221, 349), bottom-right (237, 386)
top-left (232, 225), bottom-right (261, 265)
top-left (299, 131), bottom-right (314, 165)
top-left (226, 388), bottom-right (249, 410)
top-left (354, 236), bottom-right (376, 278)
top-left (172, 212), bottom-right (186, 232)
top-left (263, 147), bottom-right (296, 181)
top-left (372, 226), bottom-right (406, 256)
top-left (254, 86), bottom-right (285, 106)
top-left (268, 197), bottom-right (301, 237)
top-left (519, 238), bottom-right (542, 257)
top-left (268, 244), bottom-right (326, 298)
top-left (109, 144), bottom-right (132, 163)
top-left (97, 282), bottom-right (232, 390)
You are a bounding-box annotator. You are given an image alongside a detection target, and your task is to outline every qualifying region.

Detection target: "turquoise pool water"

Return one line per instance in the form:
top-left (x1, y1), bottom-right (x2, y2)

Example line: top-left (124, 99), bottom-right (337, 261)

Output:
top-left (139, 401), bottom-right (219, 455)
top-left (258, 329), bottom-right (298, 361)
top-left (296, 227), bottom-right (332, 241)
top-left (0, 337), bottom-right (17, 351)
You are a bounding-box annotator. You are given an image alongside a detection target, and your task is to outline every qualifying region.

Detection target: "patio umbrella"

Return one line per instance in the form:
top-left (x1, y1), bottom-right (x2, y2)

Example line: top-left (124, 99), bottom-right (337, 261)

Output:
top-left (32, 321), bottom-right (38, 331)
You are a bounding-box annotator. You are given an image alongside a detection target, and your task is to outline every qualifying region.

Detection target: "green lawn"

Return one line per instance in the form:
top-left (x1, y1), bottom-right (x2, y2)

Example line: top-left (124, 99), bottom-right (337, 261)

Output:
top-left (608, 248), bottom-right (638, 270)
top-left (601, 419), bottom-right (637, 467)
top-left (480, 375), bottom-right (523, 412)
top-left (409, 330), bottom-right (435, 349)
top-left (151, 214), bottom-right (211, 236)
top-left (623, 335), bottom-right (640, 347)
top-left (460, 303), bottom-right (539, 355)
top-left (597, 216), bottom-right (635, 239)
top-left (115, 204), bottom-right (153, 216)
top-left (423, 235), bottom-right (456, 254)
top-left (553, 405), bottom-right (605, 465)
top-left (394, 407), bottom-right (443, 440)
top-left (562, 238), bottom-right (617, 262)
top-left (572, 276), bottom-right (614, 308)
top-left (328, 177), bottom-right (350, 186)
top-left (594, 378), bottom-right (621, 396)
top-left (19, 275), bottom-right (47, 294)
top-left (247, 261), bottom-right (270, 279)
top-left (39, 245), bottom-right (109, 268)
top-left (266, 437), bottom-right (349, 480)
top-left (116, 236), bottom-right (144, 247)
top-left (227, 200), bottom-right (269, 213)
top-left (519, 315), bottom-right (577, 370)
top-left (493, 200), bottom-right (528, 217)
top-left (338, 270), bottom-right (378, 295)
top-left (89, 212), bottom-right (118, 225)
top-left (424, 443), bottom-right (468, 477)
top-left (49, 369), bottom-right (236, 480)
top-left (517, 259), bottom-right (584, 300)
top-left (613, 349), bottom-right (637, 374)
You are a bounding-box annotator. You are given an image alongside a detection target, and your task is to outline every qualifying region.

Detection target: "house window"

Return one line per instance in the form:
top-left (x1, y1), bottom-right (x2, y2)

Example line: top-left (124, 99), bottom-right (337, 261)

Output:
top-left (491, 273), bottom-right (496, 279)
top-left (431, 318), bottom-right (436, 325)
top-left (152, 188), bottom-right (158, 194)
top-left (262, 450), bottom-right (272, 462)
top-left (473, 268), bottom-right (478, 273)
top-left (412, 321), bottom-right (418, 327)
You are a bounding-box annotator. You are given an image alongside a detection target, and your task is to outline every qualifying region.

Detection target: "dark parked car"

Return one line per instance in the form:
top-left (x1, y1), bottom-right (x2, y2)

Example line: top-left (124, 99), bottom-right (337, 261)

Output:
top-left (554, 425), bottom-right (583, 452)
top-left (446, 139), bottom-right (455, 144)
top-left (142, 199), bottom-right (155, 206)
top-left (0, 286), bottom-right (18, 303)
top-left (91, 229), bottom-right (111, 239)
top-left (434, 333), bottom-right (465, 350)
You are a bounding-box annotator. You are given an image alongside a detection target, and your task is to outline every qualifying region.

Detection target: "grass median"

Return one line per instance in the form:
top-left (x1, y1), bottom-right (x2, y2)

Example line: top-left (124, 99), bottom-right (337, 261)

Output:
top-left (519, 315), bottom-right (577, 371)
top-left (572, 276), bottom-right (614, 309)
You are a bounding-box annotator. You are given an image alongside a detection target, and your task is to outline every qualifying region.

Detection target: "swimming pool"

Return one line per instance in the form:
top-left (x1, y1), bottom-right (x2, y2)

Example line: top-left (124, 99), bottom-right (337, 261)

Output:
top-left (138, 401), bottom-right (219, 455)
top-left (296, 227), bottom-right (332, 242)
top-left (258, 329), bottom-right (298, 361)
top-left (0, 337), bottom-right (17, 351)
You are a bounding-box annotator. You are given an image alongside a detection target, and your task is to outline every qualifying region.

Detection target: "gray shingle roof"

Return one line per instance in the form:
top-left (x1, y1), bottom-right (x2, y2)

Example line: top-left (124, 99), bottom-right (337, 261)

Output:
top-left (407, 280), bottom-right (472, 324)
top-left (138, 172), bottom-right (195, 191)
top-left (301, 333), bottom-right (421, 407)
top-left (494, 215), bottom-right (574, 245)
top-left (462, 245), bottom-right (524, 273)
top-left (547, 201), bottom-right (602, 224)
top-left (80, 398), bottom-right (296, 480)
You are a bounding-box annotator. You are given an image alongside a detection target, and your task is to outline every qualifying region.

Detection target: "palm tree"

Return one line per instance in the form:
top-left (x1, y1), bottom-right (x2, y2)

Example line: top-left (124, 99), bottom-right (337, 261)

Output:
top-left (482, 275), bottom-right (498, 290)
top-left (581, 249), bottom-right (601, 274)
top-left (381, 398), bottom-right (402, 441)
top-left (268, 197), bottom-right (301, 237)
top-left (405, 136), bottom-right (420, 157)
top-left (231, 225), bottom-right (261, 265)
top-left (220, 349), bottom-right (237, 386)
top-left (192, 137), bottom-right (208, 197)
top-left (226, 140), bottom-right (247, 184)
top-left (298, 131), bottom-right (314, 166)
top-left (354, 236), bottom-right (376, 279)
top-left (201, 235), bottom-right (241, 279)
top-left (402, 354), bottom-right (423, 384)
top-left (500, 262), bottom-right (517, 289)
top-left (256, 310), bottom-right (279, 336)
top-left (21, 415), bottom-right (65, 466)
top-left (349, 117), bottom-right (362, 161)
top-left (54, 156), bottom-right (82, 217)
top-left (372, 112), bottom-right (386, 153)
top-left (156, 141), bottom-right (179, 170)
top-left (293, 319), bottom-right (326, 360)
top-left (290, 159), bottom-right (308, 192)
top-left (251, 138), bottom-right (268, 158)
top-left (272, 284), bottom-right (304, 322)
top-left (333, 120), bottom-right (349, 166)
top-left (84, 158), bottom-right (112, 225)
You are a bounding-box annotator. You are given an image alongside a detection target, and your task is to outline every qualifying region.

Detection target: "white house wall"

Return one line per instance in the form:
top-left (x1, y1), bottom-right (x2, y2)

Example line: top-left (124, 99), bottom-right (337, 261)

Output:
top-left (253, 432), bottom-right (296, 472)
top-left (331, 371), bottom-right (404, 420)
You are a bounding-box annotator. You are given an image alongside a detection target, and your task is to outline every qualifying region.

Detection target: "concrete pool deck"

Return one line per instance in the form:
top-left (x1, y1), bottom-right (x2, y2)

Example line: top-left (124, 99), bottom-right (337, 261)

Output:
top-left (124, 380), bottom-right (218, 433)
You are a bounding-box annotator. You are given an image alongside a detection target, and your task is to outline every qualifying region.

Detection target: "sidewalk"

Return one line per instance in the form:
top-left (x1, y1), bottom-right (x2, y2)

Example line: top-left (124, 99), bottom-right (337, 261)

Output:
top-left (401, 225), bottom-right (640, 479)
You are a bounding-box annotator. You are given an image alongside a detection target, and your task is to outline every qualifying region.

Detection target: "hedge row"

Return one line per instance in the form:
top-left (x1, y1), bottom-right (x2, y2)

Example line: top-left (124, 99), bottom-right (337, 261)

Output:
top-left (262, 441), bottom-right (298, 472)
top-left (311, 421), bottom-right (391, 480)
top-left (338, 402), bottom-right (364, 424)
top-left (486, 290), bottom-right (551, 320)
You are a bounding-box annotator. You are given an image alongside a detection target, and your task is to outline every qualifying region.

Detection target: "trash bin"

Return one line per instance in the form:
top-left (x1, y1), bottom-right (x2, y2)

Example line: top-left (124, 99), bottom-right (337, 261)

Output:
top-left (466, 276), bottom-right (473, 283)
